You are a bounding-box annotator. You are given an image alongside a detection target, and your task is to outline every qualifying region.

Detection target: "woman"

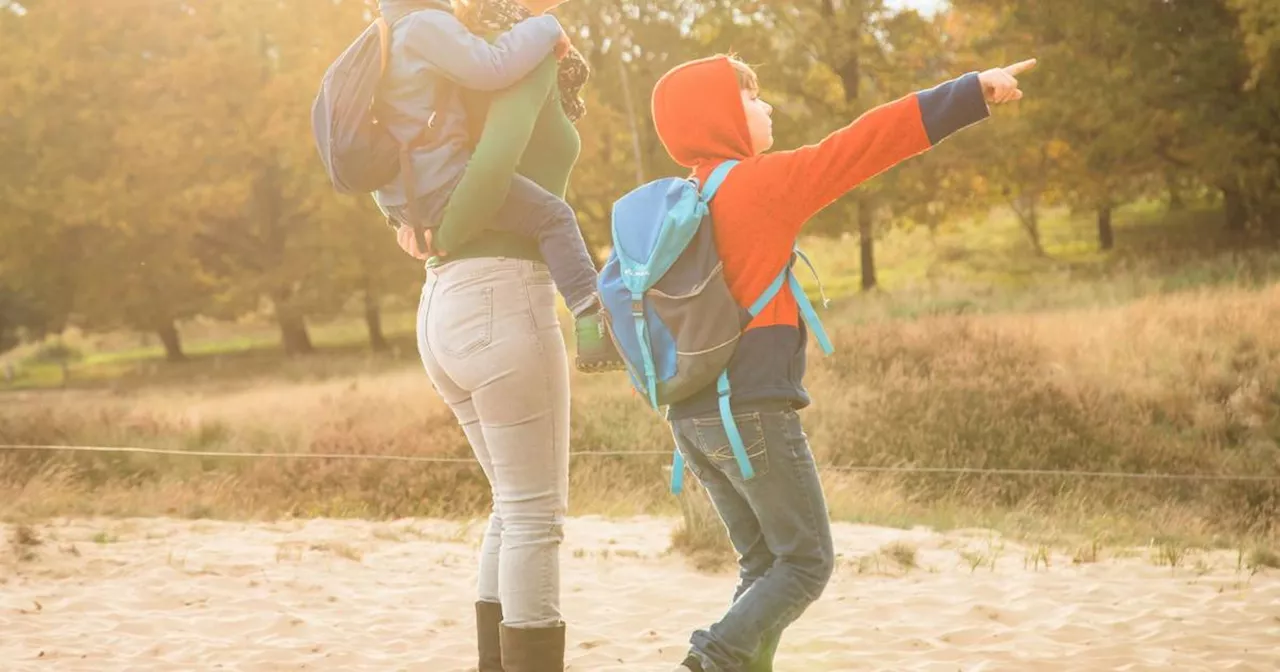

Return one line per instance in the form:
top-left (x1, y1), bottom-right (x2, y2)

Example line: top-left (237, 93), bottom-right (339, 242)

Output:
top-left (375, 0), bottom-right (587, 669)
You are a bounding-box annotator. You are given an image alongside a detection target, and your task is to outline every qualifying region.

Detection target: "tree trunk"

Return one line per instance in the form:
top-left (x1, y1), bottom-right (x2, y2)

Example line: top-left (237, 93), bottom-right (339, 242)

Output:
top-left (837, 1), bottom-right (874, 290)
top-left (363, 289), bottom-right (389, 353)
top-left (1263, 199), bottom-right (1280, 238)
top-left (1009, 193), bottom-right (1044, 255)
top-left (1223, 185), bottom-right (1248, 233)
top-left (275, 302), bottom-right (313, 355)
top-left (859, 197), bottom-right (877, 291)
top-left (155, 321), bottom-right (186, 362)
top-left (1026, 217), bottom-right (1043, 255)
top-left (1166, 169), bottom-right (1185, 212)
top-left (1097, 203), bottom-right (1115, 251)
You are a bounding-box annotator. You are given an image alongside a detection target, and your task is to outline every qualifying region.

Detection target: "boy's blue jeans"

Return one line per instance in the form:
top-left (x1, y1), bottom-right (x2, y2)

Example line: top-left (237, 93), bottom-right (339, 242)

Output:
top-left (671, 407), bottom-right (835, 672)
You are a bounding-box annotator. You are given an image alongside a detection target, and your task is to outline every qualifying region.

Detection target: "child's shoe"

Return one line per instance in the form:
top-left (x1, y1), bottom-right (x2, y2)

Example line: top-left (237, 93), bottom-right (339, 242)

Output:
top-left (574, 310), bottom-right (626, 373)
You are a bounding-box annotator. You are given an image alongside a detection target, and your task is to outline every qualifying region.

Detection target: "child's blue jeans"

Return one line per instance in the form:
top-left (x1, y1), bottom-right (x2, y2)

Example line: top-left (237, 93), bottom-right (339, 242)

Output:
top-left (670, 407), bottom-right (835, 672)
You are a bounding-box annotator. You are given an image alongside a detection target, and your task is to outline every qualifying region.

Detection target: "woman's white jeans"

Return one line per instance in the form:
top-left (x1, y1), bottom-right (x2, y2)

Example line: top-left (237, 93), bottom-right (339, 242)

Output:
top-left (417, 257), bottom-right (570, 629)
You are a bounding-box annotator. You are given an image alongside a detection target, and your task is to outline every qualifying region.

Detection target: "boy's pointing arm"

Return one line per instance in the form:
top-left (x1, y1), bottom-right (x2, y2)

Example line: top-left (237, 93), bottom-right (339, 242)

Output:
top-left (751, 60), bottom-right (1035, 236)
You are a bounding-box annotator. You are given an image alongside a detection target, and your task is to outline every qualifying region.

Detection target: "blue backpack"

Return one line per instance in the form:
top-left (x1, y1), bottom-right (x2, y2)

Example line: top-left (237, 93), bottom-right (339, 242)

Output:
top-left (598, 160), bottom-right (835, 493)
top-left (310, 13), bottom-right (449, 253)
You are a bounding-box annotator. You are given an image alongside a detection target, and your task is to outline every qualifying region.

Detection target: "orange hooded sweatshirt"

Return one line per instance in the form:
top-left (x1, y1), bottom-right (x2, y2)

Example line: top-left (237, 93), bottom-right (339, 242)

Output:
top-left (652, 56), bottom-right (990, 419)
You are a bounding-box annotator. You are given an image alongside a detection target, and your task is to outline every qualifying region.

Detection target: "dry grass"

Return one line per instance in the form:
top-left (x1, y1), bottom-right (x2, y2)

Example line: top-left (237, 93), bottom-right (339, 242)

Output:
top-left (1247, 546), bottom-right (1280, 571)
top-left (1152, 538), bottom-right (1189, 570)
top-left (959, 549), bottom-right (989, 573)
top-left (1, 278), bottom-right (1279, 554)
top-left (1072, 538), bottom-right (1102, 565)
top-left (310, 541), bottom-right (364, 563)
top-left (807, 283), bottom-right (1280, 541)
top-left (880, 541), bottom-right (919, 570)
top-left (1024, 545), bottom-right (1053, 571)
top-left (669, 479), bottom-right (735, 572)
top-left (0, 367), bottom-right (675, 522)
top-left (7, 523), bottom-right (42, 562)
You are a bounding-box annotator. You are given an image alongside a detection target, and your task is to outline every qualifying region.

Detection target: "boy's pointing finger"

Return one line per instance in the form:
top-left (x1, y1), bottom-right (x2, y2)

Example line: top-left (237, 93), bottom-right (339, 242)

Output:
top-left (1004, 58), bottom-right (1037, 77)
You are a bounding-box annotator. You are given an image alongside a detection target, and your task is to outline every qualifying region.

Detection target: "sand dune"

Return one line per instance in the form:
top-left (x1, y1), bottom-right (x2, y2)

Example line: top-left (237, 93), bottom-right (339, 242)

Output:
top-left (2, 516), bottom-right (1277, 671)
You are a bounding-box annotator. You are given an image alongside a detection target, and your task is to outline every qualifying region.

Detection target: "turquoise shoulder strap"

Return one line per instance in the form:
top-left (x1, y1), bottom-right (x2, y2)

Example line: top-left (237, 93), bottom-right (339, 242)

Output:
top-left (700, 160), bottom-right (738, 201)
top-left (791, 248), bottom-right (834, 355)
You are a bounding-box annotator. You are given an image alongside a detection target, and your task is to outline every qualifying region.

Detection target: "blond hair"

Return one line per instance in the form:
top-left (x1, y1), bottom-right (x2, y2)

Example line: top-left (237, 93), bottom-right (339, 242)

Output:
top-left (725, 55), bottom-right (759, 94)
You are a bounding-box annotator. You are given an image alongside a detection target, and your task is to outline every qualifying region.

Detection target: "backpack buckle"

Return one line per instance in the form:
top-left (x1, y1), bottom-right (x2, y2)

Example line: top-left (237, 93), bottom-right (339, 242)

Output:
top-left (631, 299), bottom-right (644, 316)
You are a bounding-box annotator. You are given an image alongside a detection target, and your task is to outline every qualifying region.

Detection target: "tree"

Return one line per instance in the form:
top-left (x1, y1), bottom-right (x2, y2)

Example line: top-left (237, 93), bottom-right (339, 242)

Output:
top-left (73, 1), bottom-right (228, 361)
top-left (0, 2), bottom-right (125, 344)
top-left (946, 0), bottom-right (1278, 250)
top-left (0, 0), bottom-right (229, 360)
top-left (1227, 0), bottom-right (1280, 232)
top-left (0, 285), bottom-right (34, 353)
top-left (164, 0), bottom-right (401, 354)
top-left (1017, 2), bottom-right (1161, 251)
top-left (552, 0), bottom-right (710, 253)
top-left (1231, 0), bottom-right (1280, 83)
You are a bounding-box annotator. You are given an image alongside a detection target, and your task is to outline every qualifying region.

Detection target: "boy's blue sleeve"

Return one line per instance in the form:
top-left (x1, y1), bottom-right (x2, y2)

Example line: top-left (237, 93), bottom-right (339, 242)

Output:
top-left (916, 72), bottom-right (990, 145)
top-left (403, 11), bottom-right (562, 91)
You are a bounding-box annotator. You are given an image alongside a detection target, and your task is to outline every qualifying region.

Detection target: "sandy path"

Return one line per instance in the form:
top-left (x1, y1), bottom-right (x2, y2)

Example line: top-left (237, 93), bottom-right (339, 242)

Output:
top-left (2, 517), bottom-right (1277, 671)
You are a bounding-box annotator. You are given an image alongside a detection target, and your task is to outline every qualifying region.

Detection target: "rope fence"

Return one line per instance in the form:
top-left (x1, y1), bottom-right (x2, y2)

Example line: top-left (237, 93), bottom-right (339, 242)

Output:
top-left (3, 444), bottom-right (1279, 483)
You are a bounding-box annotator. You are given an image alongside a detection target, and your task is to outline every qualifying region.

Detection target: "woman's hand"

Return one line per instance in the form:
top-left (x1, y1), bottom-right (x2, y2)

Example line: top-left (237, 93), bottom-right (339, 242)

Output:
top-left (555, 26), bottom-right (572, 60)
top-left (979, 58), bottom-right (1036, 104)
top-left (396, 225), bottom-right (443, 260)
top-left (509, 0), bottom-right (574, 58)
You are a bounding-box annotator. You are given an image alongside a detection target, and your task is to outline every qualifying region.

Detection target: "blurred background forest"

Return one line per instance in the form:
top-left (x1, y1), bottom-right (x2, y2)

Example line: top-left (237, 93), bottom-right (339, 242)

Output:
top-left (1, 0), bottom-right (1277, 371)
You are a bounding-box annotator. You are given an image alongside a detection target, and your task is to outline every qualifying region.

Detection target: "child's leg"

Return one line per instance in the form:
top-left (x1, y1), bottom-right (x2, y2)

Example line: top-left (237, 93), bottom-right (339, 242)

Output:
top-left (670, 409), bottom-right (835, 672)
top-left (489, 174), bottom-right (600, 317)
top-left (511, 68), bottom-right (632, 373)
top-left (718, 491), bottom-right (785, 672)
top-left (483, 174), bottom-right (623, 372)
top-left (435, 58), bottom-right (599, 308)
top-left (436, 57), bottom-right (620, 370)
top-left (434, 57), bottom-right (558, 254)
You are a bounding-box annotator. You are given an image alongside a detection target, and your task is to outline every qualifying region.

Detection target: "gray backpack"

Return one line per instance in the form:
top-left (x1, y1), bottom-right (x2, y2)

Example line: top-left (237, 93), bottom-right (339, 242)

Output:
top-left (597, 160), bottom-right (835, 493)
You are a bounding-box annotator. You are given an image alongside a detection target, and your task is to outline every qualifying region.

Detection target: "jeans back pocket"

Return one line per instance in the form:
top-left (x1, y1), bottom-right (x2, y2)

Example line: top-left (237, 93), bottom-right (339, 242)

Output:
top-left (692, 411), bottom-right (771, 481)
top-left (435, 284), bottom-right (495, 359)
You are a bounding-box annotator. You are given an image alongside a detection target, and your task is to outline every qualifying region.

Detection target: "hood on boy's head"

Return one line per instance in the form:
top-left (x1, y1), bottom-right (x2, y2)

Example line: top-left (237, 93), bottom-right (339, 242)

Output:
top-left (651, 55), bottom-right (753, 169)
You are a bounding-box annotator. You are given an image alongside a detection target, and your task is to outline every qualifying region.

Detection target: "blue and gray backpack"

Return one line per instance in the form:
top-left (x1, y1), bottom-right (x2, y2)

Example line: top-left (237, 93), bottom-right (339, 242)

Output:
top-left (598, 160), bottom-right (835, 493)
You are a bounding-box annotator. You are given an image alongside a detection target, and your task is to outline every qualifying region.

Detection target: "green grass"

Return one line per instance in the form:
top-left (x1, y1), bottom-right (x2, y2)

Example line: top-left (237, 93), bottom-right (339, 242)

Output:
top-left (801, 203), bottom-right (1280, 317)
top-left (0, 311), bottom-right (423, 392)
top-left (5, 203), bottom-right (1276, 393)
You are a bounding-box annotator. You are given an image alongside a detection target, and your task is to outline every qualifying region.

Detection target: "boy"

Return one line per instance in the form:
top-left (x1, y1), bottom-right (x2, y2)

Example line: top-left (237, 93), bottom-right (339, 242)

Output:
top-left (650, 54), bottom-right (1035, 671)
top-left (376, 0), bottom-right (624, 372)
